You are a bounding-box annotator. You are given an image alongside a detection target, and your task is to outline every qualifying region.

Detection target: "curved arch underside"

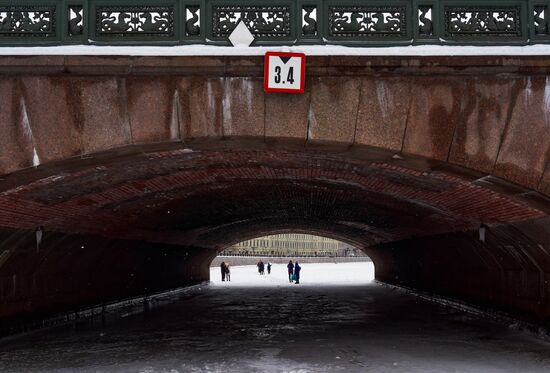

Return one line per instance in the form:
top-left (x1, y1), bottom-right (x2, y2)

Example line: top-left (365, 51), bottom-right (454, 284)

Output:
top-left (0, 139), bottom-right (549, 333)
top-left (0, 144), bottom-right (542, 247)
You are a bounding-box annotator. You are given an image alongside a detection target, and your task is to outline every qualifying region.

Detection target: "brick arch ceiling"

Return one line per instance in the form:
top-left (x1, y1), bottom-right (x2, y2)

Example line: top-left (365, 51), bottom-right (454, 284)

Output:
top-left (0, 140), bottom-right (544, 252)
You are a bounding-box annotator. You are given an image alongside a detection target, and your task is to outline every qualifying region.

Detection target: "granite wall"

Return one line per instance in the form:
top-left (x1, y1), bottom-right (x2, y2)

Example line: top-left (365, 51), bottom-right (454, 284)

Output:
top-left (0, 55), bottom-right (549, 328)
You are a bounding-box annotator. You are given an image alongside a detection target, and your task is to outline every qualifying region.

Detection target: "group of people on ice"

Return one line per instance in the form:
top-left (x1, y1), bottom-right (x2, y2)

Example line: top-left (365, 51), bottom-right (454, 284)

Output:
top-left (260, 260), bottom-right (301, 283)
top-left (287, 260), bottom-right (301, 284)
top-left (256, 260), bottom-right (271, 275)
top-left (219, 260), bottom-right (302, 283)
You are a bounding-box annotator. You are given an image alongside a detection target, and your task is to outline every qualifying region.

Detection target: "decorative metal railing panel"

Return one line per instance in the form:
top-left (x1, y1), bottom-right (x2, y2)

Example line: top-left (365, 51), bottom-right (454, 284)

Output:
top-left (0, 0), bottom-right (547, 46)
top-left (96, 6), bottom-right (174, 36)
top-left (445, 6), bottom-right (521, 37)
top-left (0, 5), bottom-right (56, 37)
top-left (328, 6), bottom-right (407, 37)
top-left (211, 5), bottom-right (291, 38)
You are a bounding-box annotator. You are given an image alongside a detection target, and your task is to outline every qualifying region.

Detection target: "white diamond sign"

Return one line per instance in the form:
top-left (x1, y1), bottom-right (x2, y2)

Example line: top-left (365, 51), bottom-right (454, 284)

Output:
top-left (229, 21), bottom-right (254, 47)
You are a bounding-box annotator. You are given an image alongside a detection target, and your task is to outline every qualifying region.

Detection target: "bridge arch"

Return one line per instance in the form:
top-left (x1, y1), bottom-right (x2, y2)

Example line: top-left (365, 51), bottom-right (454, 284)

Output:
top-left (1, 56), bottom-right (550, 333)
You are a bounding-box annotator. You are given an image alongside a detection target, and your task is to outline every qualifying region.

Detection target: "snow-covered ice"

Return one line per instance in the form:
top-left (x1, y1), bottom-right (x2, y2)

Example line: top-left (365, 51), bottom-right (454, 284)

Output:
top-left (0, 262), bottom-right (549, 373)
top-left (210, 262), bottom-right (375, 287)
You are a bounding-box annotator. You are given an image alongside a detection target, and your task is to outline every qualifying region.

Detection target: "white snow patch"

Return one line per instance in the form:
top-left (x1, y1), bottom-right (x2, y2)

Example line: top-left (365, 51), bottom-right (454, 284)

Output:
top-left (244, 79), bottom-right (254, 113)
top-left (0, 41), bottom-right (550, 56)
top-left (307, 108), bottom-right (316, 140)
top-left (222, 80), bottom-right (232, 134)
top-left (544, 77), bottom-right (550, 122)
top-left (6, 44), bottom-right (550, 56)
top-left (376, 81), bottom-right (392, 121)
top-left (32, 147), bottom-right (40, 167)
top-left (206, 80), bottom-right (215, 115)
top-left (170, 90), bottom-right (180, 139)
top-left (525, 76), bottom-right (533, 100)
top-left (19, 97), bottom-right (40, 166)
top-left (19, 97), bottom-right (32, 138)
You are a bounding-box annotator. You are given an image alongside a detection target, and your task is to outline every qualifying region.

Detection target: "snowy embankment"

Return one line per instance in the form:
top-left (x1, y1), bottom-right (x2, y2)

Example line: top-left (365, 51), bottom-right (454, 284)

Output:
top-left (210, 262), bottom-right (374, 287)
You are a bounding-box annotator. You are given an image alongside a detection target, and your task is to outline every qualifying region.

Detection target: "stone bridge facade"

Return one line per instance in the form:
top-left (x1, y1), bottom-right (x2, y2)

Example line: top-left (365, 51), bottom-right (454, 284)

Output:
top-left (1, 55), bottom-right (550, 334)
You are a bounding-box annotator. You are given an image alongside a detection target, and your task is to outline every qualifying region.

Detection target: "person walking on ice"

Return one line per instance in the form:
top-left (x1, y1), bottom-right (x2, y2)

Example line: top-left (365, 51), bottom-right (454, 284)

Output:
top-left (294, 261), bottom-right (301, 284)
top-left (267, 262), bottom-right (271, 274)
top-left (287, 260), bottom-right (294, 283)
top-left (220, 261), bottom-right (227, 281)
top-left (225, 263), bottom-right (231, 281)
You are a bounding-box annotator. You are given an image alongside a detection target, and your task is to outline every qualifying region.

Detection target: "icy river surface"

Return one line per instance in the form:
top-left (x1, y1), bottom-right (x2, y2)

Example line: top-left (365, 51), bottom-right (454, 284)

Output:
top-left (0, 262), bottom-right (549, 372)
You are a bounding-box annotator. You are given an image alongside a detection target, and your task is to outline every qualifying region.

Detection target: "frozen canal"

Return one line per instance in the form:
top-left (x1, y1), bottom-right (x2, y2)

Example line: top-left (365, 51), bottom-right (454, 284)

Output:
top-left (0, 262), bottom-right (549, 372)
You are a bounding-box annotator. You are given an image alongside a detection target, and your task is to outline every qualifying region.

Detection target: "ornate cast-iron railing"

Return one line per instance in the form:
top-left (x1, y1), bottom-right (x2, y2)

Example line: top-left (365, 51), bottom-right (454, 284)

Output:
top-left (0, 0), bottom-right (549, 46)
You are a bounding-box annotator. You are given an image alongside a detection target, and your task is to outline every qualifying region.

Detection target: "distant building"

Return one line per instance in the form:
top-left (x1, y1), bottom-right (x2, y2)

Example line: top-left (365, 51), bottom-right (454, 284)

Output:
top-left (220, 233), bottom-right (363, 257)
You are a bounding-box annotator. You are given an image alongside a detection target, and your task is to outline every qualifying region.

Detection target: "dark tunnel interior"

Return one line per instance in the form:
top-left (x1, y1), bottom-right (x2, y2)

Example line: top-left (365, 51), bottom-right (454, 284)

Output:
top-left (0, 139), bottom-right (549, 335)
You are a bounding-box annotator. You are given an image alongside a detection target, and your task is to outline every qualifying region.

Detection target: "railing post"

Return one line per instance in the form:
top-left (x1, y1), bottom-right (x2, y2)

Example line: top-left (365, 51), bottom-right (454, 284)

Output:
top-left (62, 0), bottom-right (87, 44)
top-left (181, 0), bottom-right (204, 44)
top-left (413, 0), bottom-right (439, 44)
top-left (297, 0), bottom-right (323, 44)
top-left (529, 0), bottom-right (550, 44)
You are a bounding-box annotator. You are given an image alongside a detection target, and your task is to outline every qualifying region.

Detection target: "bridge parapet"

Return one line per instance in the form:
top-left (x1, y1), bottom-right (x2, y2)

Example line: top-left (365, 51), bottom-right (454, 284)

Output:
top-left (0, 0), bottom-right (549, 47)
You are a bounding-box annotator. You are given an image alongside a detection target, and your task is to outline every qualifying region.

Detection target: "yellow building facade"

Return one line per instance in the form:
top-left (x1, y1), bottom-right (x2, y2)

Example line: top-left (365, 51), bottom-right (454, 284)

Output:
top-left (221, 233), bottom-right (360, 257)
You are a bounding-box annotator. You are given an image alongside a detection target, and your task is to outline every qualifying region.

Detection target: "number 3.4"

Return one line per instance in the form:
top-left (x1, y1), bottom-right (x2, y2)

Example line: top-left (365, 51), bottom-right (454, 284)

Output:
top-left (274, 66), bottom-right (295, 84)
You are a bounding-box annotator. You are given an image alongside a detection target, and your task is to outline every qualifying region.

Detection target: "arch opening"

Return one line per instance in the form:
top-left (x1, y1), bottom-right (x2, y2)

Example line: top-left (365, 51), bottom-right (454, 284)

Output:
top-left (210, 232), bottom-right (374, 286)
top-left (0, 139), bottom-right (549, 333)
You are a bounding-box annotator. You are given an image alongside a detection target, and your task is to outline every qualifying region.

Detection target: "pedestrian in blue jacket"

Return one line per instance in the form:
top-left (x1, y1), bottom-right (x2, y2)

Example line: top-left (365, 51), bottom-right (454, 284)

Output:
top-left (294, 262), bottom-right (301, 284)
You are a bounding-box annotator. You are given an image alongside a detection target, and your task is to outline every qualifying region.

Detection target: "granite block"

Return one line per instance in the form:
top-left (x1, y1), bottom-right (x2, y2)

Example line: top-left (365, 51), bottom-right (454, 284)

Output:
top-left (354, 77), bottom-right (410, 151)
top-left (403, 77), bottom-right (466, 161)
top-left (307, 77), bottom-right (360, 144)
top-left (127, 77), bottom-right (178, 143)
top-left (178, 77), bottom-right (224, 138)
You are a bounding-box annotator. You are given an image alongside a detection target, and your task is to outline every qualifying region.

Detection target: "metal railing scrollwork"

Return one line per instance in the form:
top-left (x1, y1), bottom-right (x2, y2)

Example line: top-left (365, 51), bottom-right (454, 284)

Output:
top-left (0, 0), bottom-right (548, 46)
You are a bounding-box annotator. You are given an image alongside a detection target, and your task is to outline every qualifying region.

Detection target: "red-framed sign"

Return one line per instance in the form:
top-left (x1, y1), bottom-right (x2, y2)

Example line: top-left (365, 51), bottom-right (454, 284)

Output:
top-left (264, 52), bottom-right (306, 94)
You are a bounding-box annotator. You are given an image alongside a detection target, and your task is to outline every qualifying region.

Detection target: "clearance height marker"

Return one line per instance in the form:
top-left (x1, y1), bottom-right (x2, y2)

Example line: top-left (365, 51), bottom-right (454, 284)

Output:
top-left (264, 52), bottom-right (306, 94)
